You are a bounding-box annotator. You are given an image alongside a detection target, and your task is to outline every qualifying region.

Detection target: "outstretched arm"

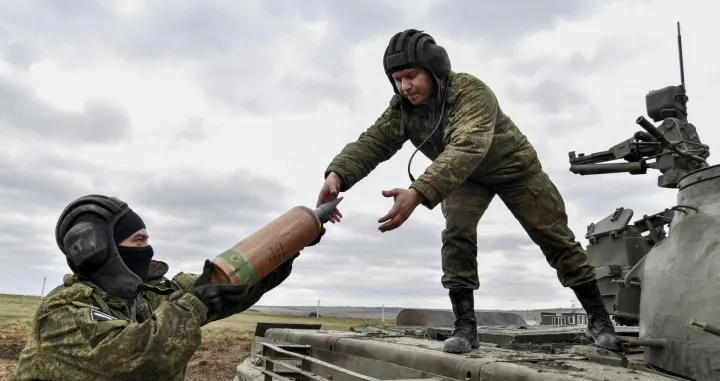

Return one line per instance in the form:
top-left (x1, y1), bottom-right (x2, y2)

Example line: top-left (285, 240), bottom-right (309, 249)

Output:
top-left (325, 96), bottom-right (407, 191)
top-left (168, 227), bottom-right (326, 322)
top-left (410, 76), bottom-right (498, 209)
top-left (169, 253), bottom-right (299, 322)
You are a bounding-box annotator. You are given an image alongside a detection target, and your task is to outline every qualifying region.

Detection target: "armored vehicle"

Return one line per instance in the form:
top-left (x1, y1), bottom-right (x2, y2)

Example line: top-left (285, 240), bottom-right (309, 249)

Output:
top-left (232, 22), bottom-right (718, 381)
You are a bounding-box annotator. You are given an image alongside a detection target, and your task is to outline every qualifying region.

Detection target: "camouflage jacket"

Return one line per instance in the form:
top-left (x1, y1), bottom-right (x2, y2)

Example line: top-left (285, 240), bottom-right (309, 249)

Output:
top-left (13, 259), bottom-right (294, 381)
top-left (324, 71), bottom-right (541, 210)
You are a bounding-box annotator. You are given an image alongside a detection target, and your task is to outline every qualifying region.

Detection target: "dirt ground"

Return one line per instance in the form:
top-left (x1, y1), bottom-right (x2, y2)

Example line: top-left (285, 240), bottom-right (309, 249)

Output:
top-left (185, 330), bottom-right (254, 381)
top-left (0, 328), bottom-right (27, 381)
top-left (0, 327), bottom-right (253, 381)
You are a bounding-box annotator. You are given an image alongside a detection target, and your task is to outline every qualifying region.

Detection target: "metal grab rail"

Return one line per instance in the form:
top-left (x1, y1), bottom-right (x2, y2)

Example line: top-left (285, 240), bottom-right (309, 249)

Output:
top-left (255, 342), bottom-right (382, 381)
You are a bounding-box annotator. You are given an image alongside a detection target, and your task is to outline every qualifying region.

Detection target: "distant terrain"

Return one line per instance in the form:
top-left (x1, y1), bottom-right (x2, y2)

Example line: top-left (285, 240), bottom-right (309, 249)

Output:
top-left (250, 304), bottom-right (585, 325)
top-left (0, 292), bottom-right (581, 322)
top-left (249, 305), bottom-right (405, 319)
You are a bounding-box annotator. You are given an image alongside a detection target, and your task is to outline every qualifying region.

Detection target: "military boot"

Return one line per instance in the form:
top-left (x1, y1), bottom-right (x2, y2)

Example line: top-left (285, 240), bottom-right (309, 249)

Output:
top-left (571, 280), bottom-right (623, 352)
top-left (442, 288), bottom-right (480, 354)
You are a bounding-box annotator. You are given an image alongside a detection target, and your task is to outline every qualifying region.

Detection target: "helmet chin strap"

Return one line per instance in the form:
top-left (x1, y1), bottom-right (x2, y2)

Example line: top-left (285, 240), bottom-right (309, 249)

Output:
top-left (407, 81), bottom-right (449, 183)
top-left (381, 29), bottom-right (452, 184)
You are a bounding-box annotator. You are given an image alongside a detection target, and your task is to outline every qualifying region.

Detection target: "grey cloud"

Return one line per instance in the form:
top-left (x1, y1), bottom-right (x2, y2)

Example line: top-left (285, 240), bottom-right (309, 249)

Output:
top-left (0, 77), bottom-right (132, 144)
top-left (478, 263), bottom-right (566, 304)
top-left (508, 36), bottom-right (658, 78)
top-left (129, 169), bottom-right (290, 222)
top-left (0, 40), bottom-right (39, 68)
top-left (171, 117), bottom-right (207, 145)
top-left (0, 150), bottom-right (105, 216)
top-left (500, 34), bottom-right (661, 137)
top-left (506, 79), bottom-right (595, 114)
top-left (504, 79), bottom-right (603, 136)
top-left (0, 0), bottom-right (409, 115)
top-left (0, 213), bottom-right (47, 242)
top-left (424, 0), bottom-right (634, 51)
top-left (0, 1), bottom-right (646, 117)
top-left (496, 34), bottom-right (663, 155)
top-left (262, 0), bottom-right (409, 49)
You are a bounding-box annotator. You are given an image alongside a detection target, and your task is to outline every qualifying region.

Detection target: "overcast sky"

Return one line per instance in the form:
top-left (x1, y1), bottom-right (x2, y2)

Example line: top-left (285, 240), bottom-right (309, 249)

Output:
top-left (1, 0), bottom-right (718, 311)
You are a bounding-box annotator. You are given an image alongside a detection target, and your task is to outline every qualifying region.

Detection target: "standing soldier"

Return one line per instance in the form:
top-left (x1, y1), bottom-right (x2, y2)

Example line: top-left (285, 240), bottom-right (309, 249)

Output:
top-left (316, 29), bottom-right (622, 354)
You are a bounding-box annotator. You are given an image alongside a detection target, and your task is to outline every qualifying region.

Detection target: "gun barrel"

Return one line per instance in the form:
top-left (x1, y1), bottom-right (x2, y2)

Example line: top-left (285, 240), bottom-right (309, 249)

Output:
top-left (568, 150), bottom-right (616, 165)
top-left (634, 131), bottom-right (656, 142)
top-left (636, 116), bottom-right (670, 145)
top-left (570, 162), bottom-right (646, 175)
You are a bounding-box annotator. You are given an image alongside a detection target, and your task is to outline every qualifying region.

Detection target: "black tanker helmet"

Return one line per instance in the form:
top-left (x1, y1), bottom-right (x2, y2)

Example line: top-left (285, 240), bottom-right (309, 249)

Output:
top-left (55, 194), bottom-right (172, 302)
top-left (383, 29), bottom-right (451, 103)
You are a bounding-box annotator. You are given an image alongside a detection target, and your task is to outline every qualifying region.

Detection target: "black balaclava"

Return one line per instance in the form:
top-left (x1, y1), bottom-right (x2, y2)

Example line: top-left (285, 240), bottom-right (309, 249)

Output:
top-left (113, 210), bottom-right (154, 283)
top-left (382, 29), bottom-right (452, 183)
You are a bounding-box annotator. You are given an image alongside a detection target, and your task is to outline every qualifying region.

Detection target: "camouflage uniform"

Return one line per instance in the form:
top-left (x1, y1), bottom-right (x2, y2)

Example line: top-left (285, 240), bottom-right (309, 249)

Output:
top-left (325, 71), bottom-right (595, 290)
top-left (13, 260), bottom-right (294, 381)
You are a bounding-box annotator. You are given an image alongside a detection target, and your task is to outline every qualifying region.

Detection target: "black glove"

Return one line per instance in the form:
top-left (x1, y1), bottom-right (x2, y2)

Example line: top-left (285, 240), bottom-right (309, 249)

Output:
top-left (307, 226), bottom-right (326, 247)
top-left (191, 260), bottom-right (249, 322)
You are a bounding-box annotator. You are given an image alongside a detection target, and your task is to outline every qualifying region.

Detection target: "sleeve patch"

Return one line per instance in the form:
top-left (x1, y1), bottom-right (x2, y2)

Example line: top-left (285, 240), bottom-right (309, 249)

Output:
top-left (89, 308), bottom-right (119, 322)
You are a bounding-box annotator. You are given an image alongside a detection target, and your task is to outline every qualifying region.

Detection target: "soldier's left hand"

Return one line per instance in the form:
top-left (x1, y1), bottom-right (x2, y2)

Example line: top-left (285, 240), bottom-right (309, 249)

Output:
top-left (307, 226), bottom-right (326, 247)
top-left (378, 188), bottom-right (424, 232)
top-left (191, 260), bottom-right (250, 322)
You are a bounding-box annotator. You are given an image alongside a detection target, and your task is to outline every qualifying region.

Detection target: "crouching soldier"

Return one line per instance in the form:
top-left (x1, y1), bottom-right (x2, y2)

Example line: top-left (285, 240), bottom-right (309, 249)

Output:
top-left (13, 194), bottom-right (324, 381)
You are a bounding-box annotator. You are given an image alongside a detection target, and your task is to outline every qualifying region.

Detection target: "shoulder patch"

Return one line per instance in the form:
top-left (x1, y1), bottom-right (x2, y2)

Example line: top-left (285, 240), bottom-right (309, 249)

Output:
top-left (89, 308), bottom-right (119, 322)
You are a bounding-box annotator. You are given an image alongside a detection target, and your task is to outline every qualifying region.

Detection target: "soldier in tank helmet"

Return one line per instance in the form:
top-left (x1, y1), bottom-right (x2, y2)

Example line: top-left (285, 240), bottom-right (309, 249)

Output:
top-left (316, 29), bottom-right (622, 354)
top-left (14, 194), bottom-right (324, 381)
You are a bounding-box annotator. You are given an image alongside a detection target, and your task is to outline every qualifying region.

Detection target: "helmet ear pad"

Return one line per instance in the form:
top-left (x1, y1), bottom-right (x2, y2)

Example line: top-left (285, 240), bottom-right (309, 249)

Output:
top-left (62, 214), bottom-right (112, 275)
top-left (56, 195), bottom-right (129, 277)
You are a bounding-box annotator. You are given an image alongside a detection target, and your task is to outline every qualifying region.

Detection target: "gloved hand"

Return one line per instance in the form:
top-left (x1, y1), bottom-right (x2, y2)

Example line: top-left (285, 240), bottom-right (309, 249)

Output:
top-left (307, 226), bottom-right (326, 247)
top-left (191, 260), bottom-right (249, 322)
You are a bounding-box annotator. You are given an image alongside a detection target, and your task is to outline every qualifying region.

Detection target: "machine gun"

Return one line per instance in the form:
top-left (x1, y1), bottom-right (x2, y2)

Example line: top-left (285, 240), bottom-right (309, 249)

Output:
top-left (568, 22), bottom-right (710, 189)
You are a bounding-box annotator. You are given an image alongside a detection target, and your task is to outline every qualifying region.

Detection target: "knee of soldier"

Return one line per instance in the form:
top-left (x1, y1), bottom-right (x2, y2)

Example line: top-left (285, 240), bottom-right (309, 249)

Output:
top-left (443, 211), bottom-right (481, 238)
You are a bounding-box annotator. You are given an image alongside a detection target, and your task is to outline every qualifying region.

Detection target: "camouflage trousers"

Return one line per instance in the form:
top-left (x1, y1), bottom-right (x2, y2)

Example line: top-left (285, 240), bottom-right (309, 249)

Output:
top-left (439, 169), bottom-right (595, 290)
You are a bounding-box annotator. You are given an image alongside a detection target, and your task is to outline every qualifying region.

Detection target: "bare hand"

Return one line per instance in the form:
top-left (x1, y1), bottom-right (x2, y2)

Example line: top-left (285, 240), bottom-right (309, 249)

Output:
top-left (377, 188), bottom-right (423, 232)
top-left (316, 172), bottom-right (344, 223)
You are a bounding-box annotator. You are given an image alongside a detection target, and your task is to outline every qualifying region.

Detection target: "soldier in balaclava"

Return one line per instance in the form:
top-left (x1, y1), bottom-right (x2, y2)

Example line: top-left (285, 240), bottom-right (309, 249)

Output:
top-left (316, 29), bottom-right (621, 354)
top-left (14, 194), bottom-right (324, 380)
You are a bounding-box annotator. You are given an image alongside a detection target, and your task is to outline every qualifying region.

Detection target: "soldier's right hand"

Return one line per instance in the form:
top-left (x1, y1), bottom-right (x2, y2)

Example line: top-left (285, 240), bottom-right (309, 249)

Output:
top-left (316, 172), bottom-right (343, 223)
